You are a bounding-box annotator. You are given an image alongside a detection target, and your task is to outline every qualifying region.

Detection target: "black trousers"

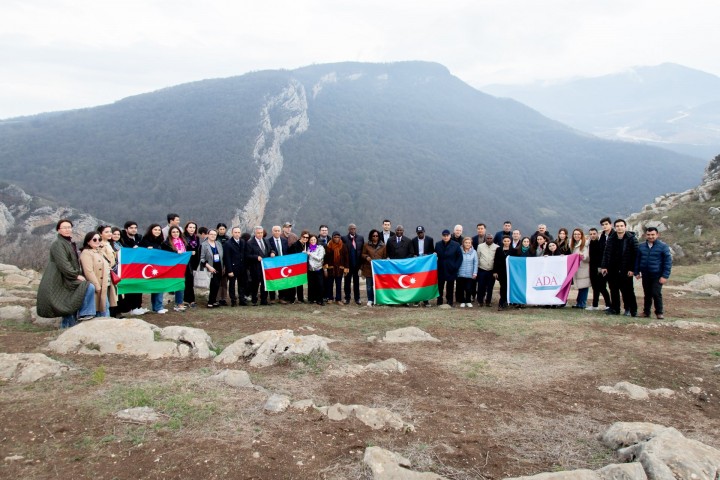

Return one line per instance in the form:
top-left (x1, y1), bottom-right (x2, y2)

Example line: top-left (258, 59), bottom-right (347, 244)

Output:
top-left (437, 278), bottom-right (455, 306)
top-left (249, 271), bottom-right (268, 304)
top-left (208, 263), bottom-right (222, 304)
top-left (497, 276), bottom-right (508, 307)
top-left (641, 274), bottom-right (664, 315)
top-left (608, 270), bottom-right (637, 314)
top-left (183, 265), bottom-right (195, 304)
top-left (476, 269), bottom-right (495, 304)
top-left (456, 277), bottom-right (474, 303)
top-left (344, 265), bottom-right (361, 302)
top-left (228, 268), bottom-right (247, 304)
top-left (589, 268), bottom-right (610, 308)
top-left (308, 270), bottom-right (324, 304)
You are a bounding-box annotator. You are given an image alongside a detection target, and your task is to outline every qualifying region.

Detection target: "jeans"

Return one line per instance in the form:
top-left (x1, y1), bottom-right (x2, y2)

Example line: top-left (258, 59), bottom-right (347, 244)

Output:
top-left (61, 282), bottom-right (97, 328)
top-left (151, 293), bottom-right (164, 312)
top-left (365, 276), bottom-right (374, 303)
top-left (575, 287), bottom-right (589, 308)
top-left (174, 290), bottom-right (184, 306)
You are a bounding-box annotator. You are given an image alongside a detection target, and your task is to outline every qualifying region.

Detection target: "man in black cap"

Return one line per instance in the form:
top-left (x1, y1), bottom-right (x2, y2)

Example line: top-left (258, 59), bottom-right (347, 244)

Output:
top-left (412, 226), bottom-right (435, 306)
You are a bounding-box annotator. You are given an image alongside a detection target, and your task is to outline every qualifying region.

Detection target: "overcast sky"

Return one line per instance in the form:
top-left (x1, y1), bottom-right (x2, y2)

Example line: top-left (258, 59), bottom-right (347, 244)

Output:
top-left (1, 0), bottom-right (718, 119)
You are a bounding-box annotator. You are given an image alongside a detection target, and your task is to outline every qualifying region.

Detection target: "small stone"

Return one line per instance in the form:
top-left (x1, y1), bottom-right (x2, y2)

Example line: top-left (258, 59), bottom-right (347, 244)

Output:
top-left (264, 394), bottom-right (291, 413)
top-left (4, 455), bottom-right (24, 462)
top-left (252, 452), bottom-right (260, 458)
top-left (688, 386), bottom-right (702, 395)
top-left (291, 399), bottom-right (315, 410)
top-left (115, 407), bottom-right (160, 423)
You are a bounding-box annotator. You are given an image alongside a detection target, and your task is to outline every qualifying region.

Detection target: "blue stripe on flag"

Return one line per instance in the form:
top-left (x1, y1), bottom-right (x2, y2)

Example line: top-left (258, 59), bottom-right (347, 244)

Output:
top-left (119, 248), bottom-right (191, 267)
top-left (507, 256), bottom-right (527, 304)
top-left (371, 255), bottom-right (437, 275)
top-left (262, 252), bottom-right (308, 269)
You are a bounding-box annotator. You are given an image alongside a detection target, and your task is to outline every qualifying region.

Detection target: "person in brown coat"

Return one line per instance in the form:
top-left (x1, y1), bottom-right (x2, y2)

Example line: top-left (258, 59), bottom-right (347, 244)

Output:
top-left (324, 231), bottom-right (349, 305)
top-left (79, 231), bottom-right (117, 316)
top-left (360, 229), bottom-right (386, 306)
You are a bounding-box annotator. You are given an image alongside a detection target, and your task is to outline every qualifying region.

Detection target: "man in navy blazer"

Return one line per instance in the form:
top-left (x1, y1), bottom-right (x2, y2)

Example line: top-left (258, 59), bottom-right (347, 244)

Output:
top-left (268, 225), bottom-right (290, 303)
top-left (245, 226), bottom-right (272, 305)
top-left (224, 227), bottom-right (247, 306)
top-left (342, 223), bottom-right (365, 305)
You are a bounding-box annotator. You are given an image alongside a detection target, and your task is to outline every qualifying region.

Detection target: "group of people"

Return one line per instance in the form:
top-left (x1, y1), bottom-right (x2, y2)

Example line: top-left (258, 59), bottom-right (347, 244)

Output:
top-left (36, 214), bottom-right (672, 328)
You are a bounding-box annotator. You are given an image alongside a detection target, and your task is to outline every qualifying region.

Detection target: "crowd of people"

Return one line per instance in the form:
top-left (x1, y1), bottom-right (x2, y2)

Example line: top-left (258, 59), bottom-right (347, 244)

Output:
top-left (36, 214), bottom-right (673, 329)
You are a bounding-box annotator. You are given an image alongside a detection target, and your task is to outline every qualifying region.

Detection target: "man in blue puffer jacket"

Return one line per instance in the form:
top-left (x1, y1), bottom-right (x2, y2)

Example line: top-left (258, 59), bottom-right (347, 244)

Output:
top-left (634, 226), bottom-right (672, 319)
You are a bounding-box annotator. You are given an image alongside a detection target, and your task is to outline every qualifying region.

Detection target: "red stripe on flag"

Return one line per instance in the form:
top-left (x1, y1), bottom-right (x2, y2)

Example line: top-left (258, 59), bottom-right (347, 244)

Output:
top-left (264, 262), bottom-right (308, 281)
top-left (375, 270), bottom-right (437, 290)
top-left (122, 263), bottom-right (186, 280)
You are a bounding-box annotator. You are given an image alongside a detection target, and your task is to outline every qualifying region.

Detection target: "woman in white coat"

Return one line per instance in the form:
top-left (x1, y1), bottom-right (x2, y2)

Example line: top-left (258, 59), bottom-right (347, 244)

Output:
top-left (570, 228), bottom-right (591, 308)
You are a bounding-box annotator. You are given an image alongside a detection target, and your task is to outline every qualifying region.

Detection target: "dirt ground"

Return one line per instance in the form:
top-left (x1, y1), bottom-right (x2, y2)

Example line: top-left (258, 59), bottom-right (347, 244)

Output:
top-left (1, 281), bottom-right (719, 479)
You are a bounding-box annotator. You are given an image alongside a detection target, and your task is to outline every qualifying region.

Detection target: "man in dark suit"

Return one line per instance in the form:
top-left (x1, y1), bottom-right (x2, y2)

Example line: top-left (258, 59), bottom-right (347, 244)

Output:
top-left (245, 226), bottom-right (272, 305)
top-left (385, 225), bottom-right (415, 259)
top-left (342, 223), bottom-right (365, 305)
top-left (412, 226), bottom-right (435, 306)
top-left (224, 227), bottom-right (247, 306)
top-left (268, 225), bottom-right (290, 303)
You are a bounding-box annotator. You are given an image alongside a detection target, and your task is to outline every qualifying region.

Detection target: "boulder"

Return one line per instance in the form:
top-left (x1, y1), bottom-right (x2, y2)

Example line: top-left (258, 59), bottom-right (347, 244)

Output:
top-left (382, 327), bottom-right (440, 343)
top-left (0, 273), bottom-right (32, 286)
top-left (0, 353), bottom-right (72, 383)
top-left (0, 305), bottom-right (29, 322)
top-left (159, 325), bottom-right (216, 359)
top-left (315, 403), bottom-right (414, 431)
top-left (291, 399), bottom-right (315, 410)
top-left (209, 369), bottom-right (254, 389)
top-left (47, 318), bottom-right (215, 359)
top-left (506, 464), bottom-right (647, 480)
top-left (363, 447), bottom-right (447, 480)
top-left (602, 423), bottom-right (720, 480)
top-left (328, 358), bottom-right (407, 377)
top-left (644, 220), bottom-right (667, 233)
top-left (29, 307), bottom-right (60, 327)
top-left (214, 329), bottom-right (332, 367)
top-left (687, 274), bottom-right (720, 290)
top-left (264, 394), bottom-right (291, 413)
top-left (597, 382), bottom-right (674, 400)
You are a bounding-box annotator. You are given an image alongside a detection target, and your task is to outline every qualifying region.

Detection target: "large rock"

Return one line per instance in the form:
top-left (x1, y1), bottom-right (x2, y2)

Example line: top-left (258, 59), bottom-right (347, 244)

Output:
top-left (364, 447), bottom-right (447, 480)
top-left (381, 327), bottom-right (440, 343)
top-left (687, 274), bottom-right (720, 291)
top-left (0, 305), bottom-right (29, 322)
top-left (209, 369), bottom-right (254, 388)
top-left (506, 463), bottom-right (647, 480)
top-left (598, 382), bottom-right (674, 400)
top-left (315, 403), bottom-right (414, 431)
top-left (0, 353), bottom-right (72, 383)
top-left (602, 422), bottom-right (720, 479)
top-left (214, 329), bottom-right (331, 367)
top-left (47, 318), bottom-right (215, 359)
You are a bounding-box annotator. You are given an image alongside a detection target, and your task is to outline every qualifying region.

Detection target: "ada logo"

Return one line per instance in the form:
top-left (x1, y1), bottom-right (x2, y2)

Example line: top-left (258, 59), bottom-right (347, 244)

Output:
top-left (532, 274), bottom-right (559, 291)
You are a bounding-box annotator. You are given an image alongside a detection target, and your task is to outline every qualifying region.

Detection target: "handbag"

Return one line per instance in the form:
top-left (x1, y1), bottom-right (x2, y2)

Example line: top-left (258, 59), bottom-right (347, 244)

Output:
top-left (194, 270), bottom-right (211, 289)
top-left (110, 270), bottom-right (121, 285)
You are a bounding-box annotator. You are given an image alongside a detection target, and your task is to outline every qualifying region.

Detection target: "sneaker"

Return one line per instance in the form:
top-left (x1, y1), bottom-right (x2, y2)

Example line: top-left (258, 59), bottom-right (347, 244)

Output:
top-left (367, 301), bottom-right (373, 307)
top-left (173, 306), bottom-right (185, 312)
top-left (78, 315), bottom-right (95, 322)
top-left (585, 306), bottom-right (597, 311)
top-left (467, 303), bottom-right (473, 308)
top-left (155, 308), bottom-right (168, 314)
top-left (130, 308), bottom-right (145, 315)
top-left (460, 303), bottom-right (466, 308)
top-left (139, 308), bottom-right (150, 314)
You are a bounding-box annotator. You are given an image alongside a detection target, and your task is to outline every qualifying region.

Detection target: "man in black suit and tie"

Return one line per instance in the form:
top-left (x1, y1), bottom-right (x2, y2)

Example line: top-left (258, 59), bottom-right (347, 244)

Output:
top-left (224, 227), bottom-right (248, 306)
top-left (245, 226), bottom-right (272, 305)
top-left (386, 225), bottom-right (415, 259)
top-left (412, 226), bottom-right (435, 306)
top-left (268, 225), bottom-right (290, 303)
top-left (342, 223), bottom-right (365, 305)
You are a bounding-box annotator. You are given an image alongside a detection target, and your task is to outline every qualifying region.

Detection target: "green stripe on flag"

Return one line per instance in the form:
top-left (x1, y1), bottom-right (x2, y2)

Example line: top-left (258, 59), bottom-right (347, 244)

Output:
top-left (375, 285), bottom-right (438, 305)
top-left (265, 275), bottom-right (306, 291)
top-left (117, 278), bottom-right (186, 295)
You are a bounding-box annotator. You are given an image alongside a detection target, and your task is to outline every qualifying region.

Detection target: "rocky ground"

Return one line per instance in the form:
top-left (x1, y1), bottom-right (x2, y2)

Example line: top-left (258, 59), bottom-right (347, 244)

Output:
top-left (1, 264), bottom-right (719, 479)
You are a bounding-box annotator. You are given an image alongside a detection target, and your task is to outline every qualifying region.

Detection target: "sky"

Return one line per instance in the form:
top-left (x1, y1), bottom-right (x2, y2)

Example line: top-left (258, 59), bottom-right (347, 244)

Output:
top-left (1, 0), bottom-right (718, 119)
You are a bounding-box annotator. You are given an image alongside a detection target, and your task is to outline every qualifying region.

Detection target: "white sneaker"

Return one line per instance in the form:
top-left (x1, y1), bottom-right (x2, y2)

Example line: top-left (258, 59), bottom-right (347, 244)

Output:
top-left (138, 308), bottom-right (149, 314)
top-left (467, 303), bottom-right (473, 308)
top-left (460, 303), bottom-right (466, 308)
top-left (156, 308), bottom-right (168, 314)
top-left (130, 308), bottom-right (145, 315)
top-left (367, 301), bottom-right (373, 307)
top-left (585, 306), bottom-right (596, 311)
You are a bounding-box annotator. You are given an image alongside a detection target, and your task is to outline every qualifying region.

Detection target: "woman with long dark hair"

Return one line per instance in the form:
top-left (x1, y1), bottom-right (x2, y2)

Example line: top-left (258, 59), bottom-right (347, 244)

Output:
top-left (79, 231), bottom-right (115, 317)
top-left (556, 228), bottom-right (571, 255)
top-left (139, 224), bottom-right (167, 313)
top-left (360, 229), bottom-right (386, 306)
top-left (161, 225), bottom-right (189, 312)
top-left (570, 228), bottom-right (591, 309)
top-left (183, 221), bottom-right (200, 307)
top-left (306, 234), bottom-right (326, 306)
top-left (493, 236), bottom-right (516, 311)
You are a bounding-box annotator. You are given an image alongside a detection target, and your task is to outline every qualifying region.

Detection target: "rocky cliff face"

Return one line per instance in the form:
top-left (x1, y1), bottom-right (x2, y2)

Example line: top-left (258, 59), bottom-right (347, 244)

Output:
top-left (0, 183), bottom-right (103, 269)
top-left (626, 155), bottom-right (720, 262)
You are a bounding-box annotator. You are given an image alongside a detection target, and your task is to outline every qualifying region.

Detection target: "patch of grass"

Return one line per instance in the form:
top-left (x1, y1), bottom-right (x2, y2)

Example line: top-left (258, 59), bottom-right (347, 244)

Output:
top-left (89, 365), bottom-right (106, 385)
top-left (0, 320), bottom-right (55, 332)
top-left (153, 330), bottom-right (163, 342)
top-left (280, 349), bottom-right (333, 378)
top-left (710, 351), bottom-right (720, 357)
top-left (462, 360), bottom-right (489, 379)
top-left (83, 342), bottom-right (101, 352)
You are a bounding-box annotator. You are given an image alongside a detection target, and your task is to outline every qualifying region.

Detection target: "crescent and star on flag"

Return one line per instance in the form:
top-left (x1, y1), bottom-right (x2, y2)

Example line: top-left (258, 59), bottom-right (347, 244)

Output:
top-left (280, 267), bottom-right (292, 278)
top-left (397, 275), bottom-right (416, 288)
top-left (141, 264), bottom-right (159, 279)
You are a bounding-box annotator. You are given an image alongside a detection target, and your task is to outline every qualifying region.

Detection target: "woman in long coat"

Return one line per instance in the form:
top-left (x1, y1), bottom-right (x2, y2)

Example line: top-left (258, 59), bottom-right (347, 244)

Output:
top-left (80, 231), bottom-right (117, 316)
top-left (37, 219), bottom-right (94, 328)
top-left (324, 232), bottom-right (349, 305)
top-left (360, 229), bottom-right (386, 306)
top-left (570, 228), bottom-right (591, 308)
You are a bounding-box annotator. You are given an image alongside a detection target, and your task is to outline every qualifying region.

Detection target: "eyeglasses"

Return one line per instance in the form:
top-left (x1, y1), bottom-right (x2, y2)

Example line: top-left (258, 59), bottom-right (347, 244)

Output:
top-left (301, 236), bottom-right (309, 239)
top-left (91, 238), bottom-right (100, 242)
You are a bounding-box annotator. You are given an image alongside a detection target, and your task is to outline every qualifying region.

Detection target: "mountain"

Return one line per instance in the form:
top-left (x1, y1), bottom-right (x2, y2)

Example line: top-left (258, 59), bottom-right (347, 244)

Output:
top-left (625, 154), bottom-right (720, 264)
top-left (0, 61), bottom-right (707, 237)
top-left (483, 63), bottom-right (720, 159)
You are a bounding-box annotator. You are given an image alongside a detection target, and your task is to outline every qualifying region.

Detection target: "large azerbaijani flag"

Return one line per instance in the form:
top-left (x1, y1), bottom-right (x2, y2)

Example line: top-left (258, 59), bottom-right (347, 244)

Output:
top-left (117, 248), bottom-right (191, 294)
top-left (507, 254), bottom-right (581, 305)
top-left (262, 253), bottom-right (308, 290)
top-left (372, 255), bottom-right (439, 305)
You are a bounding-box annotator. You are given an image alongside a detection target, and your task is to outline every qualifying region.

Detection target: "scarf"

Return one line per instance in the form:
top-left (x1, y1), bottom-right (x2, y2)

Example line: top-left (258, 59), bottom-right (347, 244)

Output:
top-left (327, 240), bottom-right (344, 265)
top-left (521, 246), bottom-right (529, 254)
top-left (308, 244), bottom-right (317, 252)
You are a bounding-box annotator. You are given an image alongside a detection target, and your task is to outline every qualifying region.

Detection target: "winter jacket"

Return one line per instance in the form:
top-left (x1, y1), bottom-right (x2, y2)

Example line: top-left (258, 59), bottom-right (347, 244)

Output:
top-left (37, 235), bottom-right (89, 318)
top-left (435, 240), bottom-right (462, 281)
top-left (458, 249), bottom-right (478, 279)
top-left (634, 240), bottom-right (672, 278)
top-left (80, 247), bottom-right (117, 311)
top-left (572, 244), bottom-right (591, 289)
top-left (360, 242), bottom-right (387, 278)
top-left (601, 231), bottom-right (638, 273)
top-left (477, 242), bottom-right (498, 271)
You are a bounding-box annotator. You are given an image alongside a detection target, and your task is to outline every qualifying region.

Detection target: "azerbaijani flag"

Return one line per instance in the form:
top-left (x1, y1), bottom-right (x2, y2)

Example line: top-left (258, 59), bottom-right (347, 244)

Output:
top-left (117, 248), bottom-right (191, 294)
top-left (372, 255), bottom-right (439, 305)
top-left (262, 253), bottom-right (308, 290)
top-left (507, 254), bottom-right (581, 305)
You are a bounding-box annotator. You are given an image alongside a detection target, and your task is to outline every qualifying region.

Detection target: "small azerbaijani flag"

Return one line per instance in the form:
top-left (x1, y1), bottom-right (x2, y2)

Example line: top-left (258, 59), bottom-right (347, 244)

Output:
top-left (262, 253), bottom-right (308, 290)
top-left (117, 247), bottom-right (191, 294)
top-left (372, 255), bottom-right (439, 305)
top-left (507, 254), bottom-right (581, 305)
